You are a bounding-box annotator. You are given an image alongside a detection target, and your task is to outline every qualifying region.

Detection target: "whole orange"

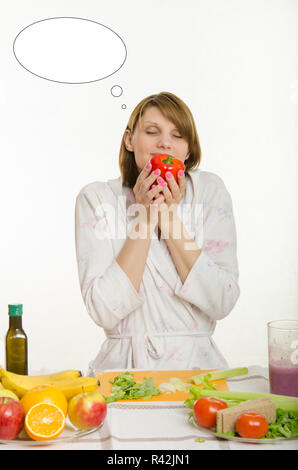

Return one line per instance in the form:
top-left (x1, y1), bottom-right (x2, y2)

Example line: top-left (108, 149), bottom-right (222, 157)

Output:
top-left (20, 385), bottom-right (68, 416)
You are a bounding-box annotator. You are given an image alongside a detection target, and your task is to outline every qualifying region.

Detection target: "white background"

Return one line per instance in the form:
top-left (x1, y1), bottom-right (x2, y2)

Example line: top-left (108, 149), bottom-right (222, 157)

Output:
top-left (0, 0), bottom-right (297, 374)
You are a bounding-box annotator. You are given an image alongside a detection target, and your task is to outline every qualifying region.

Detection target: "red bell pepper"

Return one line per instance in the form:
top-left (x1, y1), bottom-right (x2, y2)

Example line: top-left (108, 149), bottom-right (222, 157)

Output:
top-left (150, 154), bottom-right (185, 184)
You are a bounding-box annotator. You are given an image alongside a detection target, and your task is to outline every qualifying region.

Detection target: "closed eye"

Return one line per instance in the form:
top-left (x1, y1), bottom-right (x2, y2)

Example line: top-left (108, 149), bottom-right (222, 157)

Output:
top-left (146, 131), bottom-right (182, 138)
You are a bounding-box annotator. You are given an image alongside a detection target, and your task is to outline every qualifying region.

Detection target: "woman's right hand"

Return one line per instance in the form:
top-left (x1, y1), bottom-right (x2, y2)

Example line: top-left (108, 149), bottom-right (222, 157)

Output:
top-left (133, 159), bottom-right (167, 225)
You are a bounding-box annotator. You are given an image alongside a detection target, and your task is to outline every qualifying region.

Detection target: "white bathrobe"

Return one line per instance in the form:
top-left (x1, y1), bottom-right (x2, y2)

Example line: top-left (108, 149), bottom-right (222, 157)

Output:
top-left (75, 168), bottom-right (240, 372)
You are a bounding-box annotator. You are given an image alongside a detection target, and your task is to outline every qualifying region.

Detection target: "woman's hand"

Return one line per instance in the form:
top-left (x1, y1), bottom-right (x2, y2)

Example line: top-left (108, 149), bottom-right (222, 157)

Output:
top-left (133, 159), bottom-right (167, 227)
top-left (157, 170), bottom-right (186, 221)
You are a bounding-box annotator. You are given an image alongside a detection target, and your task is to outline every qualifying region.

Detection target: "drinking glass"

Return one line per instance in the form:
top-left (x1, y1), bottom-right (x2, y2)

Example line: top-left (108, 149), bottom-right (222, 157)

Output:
top-left (267, 320), bottom-right (298, 397)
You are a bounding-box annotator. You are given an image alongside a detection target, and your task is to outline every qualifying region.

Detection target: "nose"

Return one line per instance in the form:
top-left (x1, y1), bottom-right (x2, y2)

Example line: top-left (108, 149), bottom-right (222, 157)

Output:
top-left (156, 135), bottom-right (172, 151)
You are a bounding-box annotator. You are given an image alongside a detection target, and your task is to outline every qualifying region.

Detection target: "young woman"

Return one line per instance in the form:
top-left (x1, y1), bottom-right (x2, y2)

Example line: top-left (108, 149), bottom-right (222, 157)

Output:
top-left (75, 91), bottom-right (240, 371)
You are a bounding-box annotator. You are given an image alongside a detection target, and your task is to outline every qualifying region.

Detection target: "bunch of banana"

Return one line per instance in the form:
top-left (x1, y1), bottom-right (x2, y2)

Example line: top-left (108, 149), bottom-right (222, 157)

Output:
top-left (0, 377), bottom-right (20, 401)
top-left (0, 367), bottom-right (100, 400)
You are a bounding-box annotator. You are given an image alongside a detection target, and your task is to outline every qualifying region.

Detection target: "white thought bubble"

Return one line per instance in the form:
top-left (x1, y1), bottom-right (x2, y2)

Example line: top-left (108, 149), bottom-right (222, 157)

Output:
top-left (111, 85), bottom-right (123, 97)
top-left (13, 17), bottom-right (127, 84)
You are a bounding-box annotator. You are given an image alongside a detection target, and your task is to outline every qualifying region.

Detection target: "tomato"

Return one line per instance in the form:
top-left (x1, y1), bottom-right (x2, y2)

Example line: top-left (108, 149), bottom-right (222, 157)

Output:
top-left (193, 397), bottom-right (228, 429)
top-left (236, 413), bottom-right (268, 439)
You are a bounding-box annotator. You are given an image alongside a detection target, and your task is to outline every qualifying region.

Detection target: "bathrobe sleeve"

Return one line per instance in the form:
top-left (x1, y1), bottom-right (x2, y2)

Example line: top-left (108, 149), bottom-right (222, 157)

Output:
top-left (75, 184), bottom-right (145, 330)
top-left (175, 175), bottom-right (240, 320)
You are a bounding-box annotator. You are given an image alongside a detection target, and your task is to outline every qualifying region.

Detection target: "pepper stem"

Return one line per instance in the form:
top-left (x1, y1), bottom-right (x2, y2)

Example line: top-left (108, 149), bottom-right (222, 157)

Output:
top-left (162, 155), bottom-right (173, 165)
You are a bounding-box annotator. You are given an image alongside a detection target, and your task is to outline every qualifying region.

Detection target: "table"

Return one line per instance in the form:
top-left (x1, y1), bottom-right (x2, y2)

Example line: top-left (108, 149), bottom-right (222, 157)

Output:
top-left (1, 365), bottom-right (298, 450)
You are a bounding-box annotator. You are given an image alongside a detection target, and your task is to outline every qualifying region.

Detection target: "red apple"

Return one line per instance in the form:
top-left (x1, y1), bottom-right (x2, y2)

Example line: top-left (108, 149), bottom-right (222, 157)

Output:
top-left (68, 388), bottom-right (107, 430)
top-left (0, 397), bottom-right (25, 440)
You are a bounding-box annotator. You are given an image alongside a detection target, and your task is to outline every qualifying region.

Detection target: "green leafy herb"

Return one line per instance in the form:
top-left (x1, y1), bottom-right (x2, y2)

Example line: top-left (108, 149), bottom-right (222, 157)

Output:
top-left (185, 397), bottom-right (196, 409)
top-left (266, 408), bottom-right (298, 439)
top-left (104, 372), bottom-right (162, 403)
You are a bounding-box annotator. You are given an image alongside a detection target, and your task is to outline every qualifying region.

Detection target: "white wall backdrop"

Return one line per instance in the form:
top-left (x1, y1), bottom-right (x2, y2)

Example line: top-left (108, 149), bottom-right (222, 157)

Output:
top-left (0, 0), bottom-right (297, 373)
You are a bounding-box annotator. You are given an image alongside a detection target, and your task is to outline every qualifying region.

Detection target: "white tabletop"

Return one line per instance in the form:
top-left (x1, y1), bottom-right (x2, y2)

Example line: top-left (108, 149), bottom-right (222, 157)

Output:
top-left (1, 366), bottom-right (298, 451)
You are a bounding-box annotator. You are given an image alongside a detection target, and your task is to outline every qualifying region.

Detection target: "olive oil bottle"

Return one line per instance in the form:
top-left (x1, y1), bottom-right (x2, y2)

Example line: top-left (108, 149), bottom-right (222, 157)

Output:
top-left (6, 304), bottom-right (28, 374)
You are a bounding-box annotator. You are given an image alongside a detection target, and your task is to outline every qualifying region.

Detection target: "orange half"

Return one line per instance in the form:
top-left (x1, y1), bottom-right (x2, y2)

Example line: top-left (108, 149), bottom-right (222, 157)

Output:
top-left (25, 403), bottom-right (65, 441)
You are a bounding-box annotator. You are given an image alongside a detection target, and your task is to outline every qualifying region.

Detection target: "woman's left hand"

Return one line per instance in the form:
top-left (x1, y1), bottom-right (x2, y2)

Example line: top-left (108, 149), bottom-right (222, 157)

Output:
top-left (156, 170), bottom-right (186, 221)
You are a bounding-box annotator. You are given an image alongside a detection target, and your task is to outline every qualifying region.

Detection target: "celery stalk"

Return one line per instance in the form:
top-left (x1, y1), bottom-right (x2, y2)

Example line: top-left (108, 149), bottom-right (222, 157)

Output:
top-left (189, 367), bottom-right (249, 385)
top-left (196, 388), bottom-right (298, 416)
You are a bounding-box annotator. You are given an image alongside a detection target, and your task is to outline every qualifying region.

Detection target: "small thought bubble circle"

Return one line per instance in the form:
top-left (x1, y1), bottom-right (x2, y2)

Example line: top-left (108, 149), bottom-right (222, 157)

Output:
top-left (13, 17), bottom-right (127, 84)
top-left (111, 85), bottom-right (123, 97)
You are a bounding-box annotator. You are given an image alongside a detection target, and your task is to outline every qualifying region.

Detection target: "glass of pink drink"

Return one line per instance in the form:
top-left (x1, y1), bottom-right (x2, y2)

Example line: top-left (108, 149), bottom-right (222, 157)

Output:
top-left (267, 320), bottom-right (298, 397)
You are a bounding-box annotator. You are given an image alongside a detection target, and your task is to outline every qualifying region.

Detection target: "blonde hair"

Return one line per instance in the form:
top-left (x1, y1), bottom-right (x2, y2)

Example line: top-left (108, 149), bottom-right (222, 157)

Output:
top-left (119, 91), bottom-right (201, 188)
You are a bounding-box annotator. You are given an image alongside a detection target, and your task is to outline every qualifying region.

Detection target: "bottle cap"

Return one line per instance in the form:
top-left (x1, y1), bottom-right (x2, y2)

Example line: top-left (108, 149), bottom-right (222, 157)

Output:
top-left (8, 304), bottom-right (23, 316)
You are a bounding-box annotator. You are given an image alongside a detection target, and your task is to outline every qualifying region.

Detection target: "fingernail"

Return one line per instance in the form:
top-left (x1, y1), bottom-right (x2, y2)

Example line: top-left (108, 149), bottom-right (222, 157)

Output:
top-left (178, 170), bottom-right (184, 177)
top-left (166, 172), bottom-right (172, 179)
top-left (158, 177), bottom-right (167, 187)
top-left (154, 169), bottom-right (160, 175)
top-left (146, 162), bottom-right (151, 169)
top-left (151, 184), bottom-right (157, 189)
